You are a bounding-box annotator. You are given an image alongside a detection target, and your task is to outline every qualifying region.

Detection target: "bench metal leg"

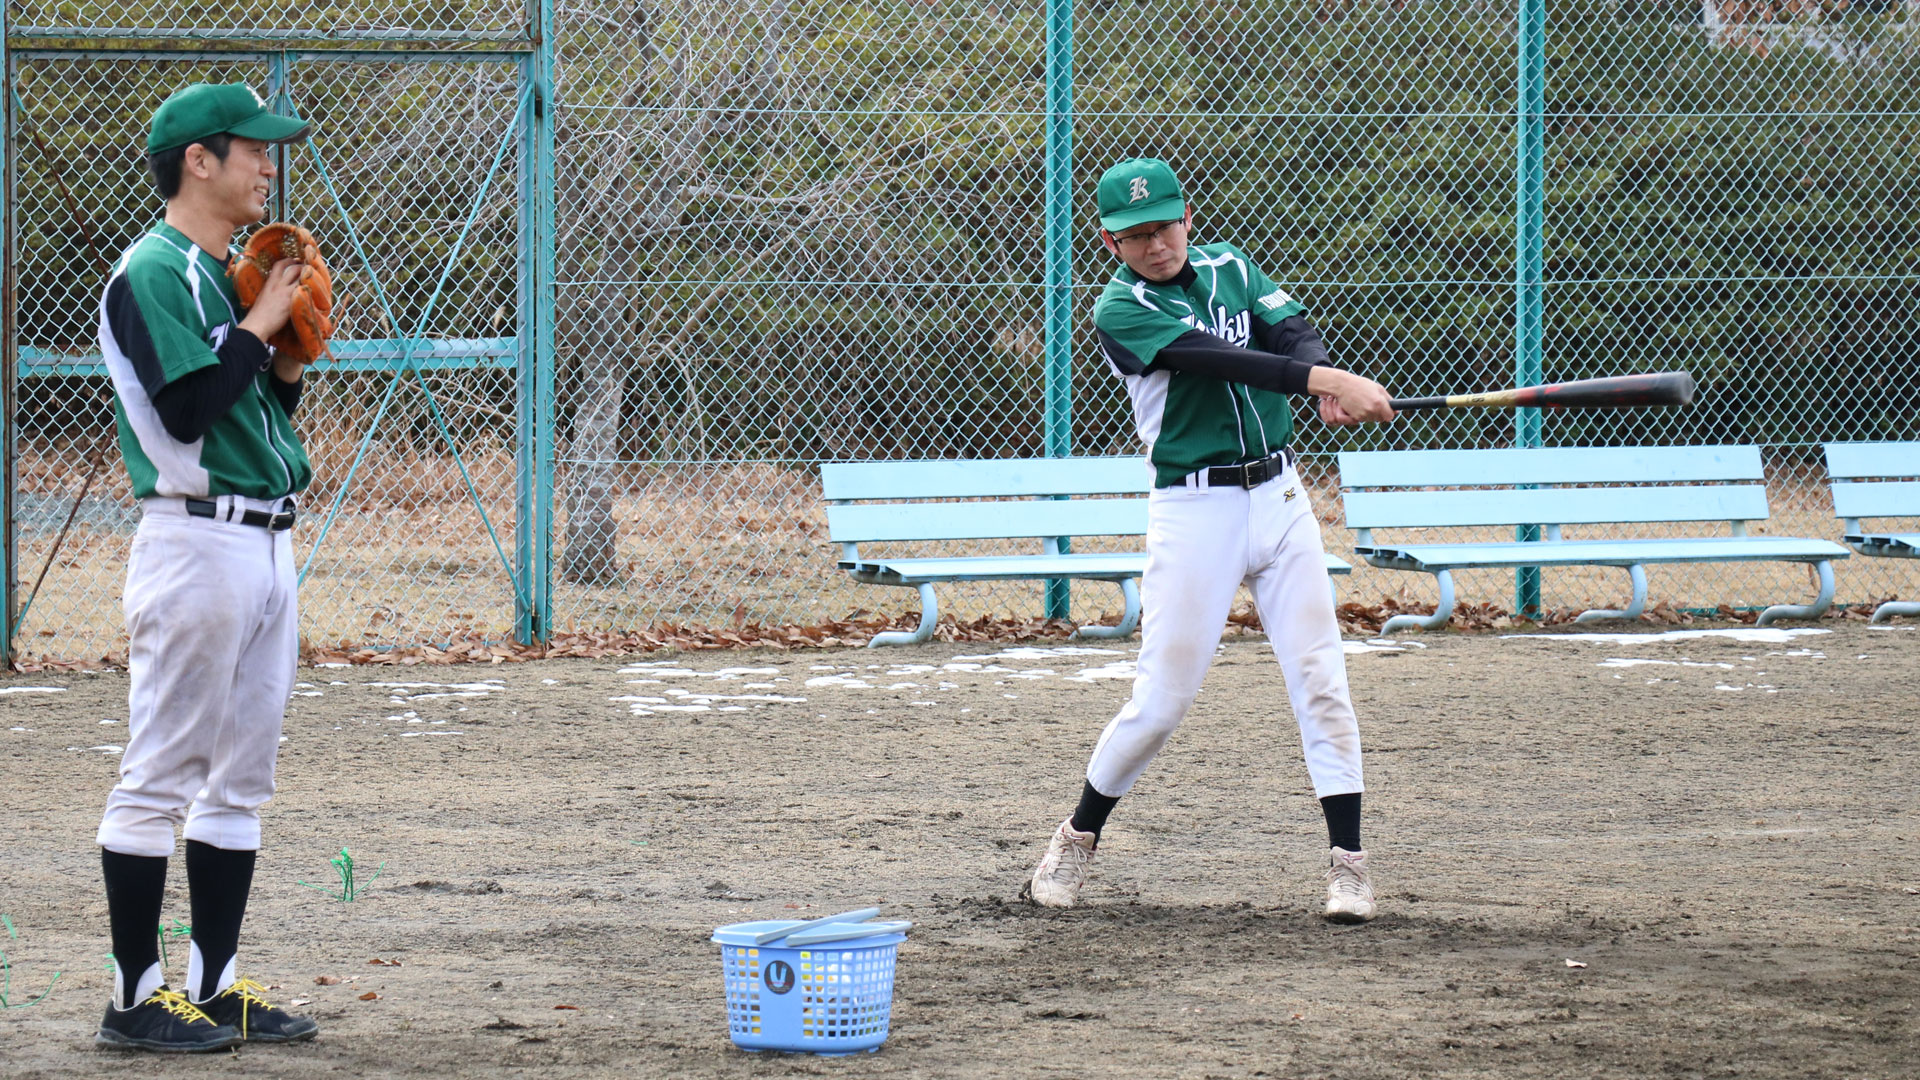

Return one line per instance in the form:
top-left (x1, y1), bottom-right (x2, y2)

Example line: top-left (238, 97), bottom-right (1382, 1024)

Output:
top-left (868, 583), bottom-right (938, 647)
top-left (1381, 570), bottom-right (1456, 634)
top-left (1870, 599), bottom-right (1920, 624)
top-left (1072, 578), bottom-right (1141, 640)
top-left (1575, 564), bottom-right (1648, 623)
top-left (1756, 560), bottom-right (1836, 625)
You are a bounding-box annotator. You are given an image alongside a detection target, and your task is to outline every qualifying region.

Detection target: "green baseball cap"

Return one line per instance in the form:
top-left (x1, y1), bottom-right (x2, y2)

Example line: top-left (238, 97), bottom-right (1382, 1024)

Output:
top-left (1096, 157), bottom-right (1187, 232)
top-left (147, 82), bottom-right (310, 155)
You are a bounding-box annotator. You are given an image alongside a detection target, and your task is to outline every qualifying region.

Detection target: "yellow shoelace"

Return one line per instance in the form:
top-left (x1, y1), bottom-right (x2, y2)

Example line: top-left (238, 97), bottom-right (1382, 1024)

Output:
top-left (147, 988), bottom-right (218, 1026)
top-left (219, 977), bottom-right (276, 1039)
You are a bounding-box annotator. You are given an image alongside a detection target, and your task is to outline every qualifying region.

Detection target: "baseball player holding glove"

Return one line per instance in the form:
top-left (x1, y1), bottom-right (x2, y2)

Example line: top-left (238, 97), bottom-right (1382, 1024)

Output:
top-left (1026, 158), bottom-right (1395, 921)
top-left (93, 82), bottom-right (322, 1052)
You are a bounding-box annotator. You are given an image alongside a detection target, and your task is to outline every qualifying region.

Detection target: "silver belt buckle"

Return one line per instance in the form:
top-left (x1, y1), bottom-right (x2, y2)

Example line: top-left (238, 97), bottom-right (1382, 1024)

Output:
top-left (1246, 450), bottom-right (1287, 488)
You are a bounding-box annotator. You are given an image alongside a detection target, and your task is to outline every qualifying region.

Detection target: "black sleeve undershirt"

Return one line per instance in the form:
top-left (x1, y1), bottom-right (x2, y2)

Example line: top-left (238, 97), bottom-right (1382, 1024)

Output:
top-left (1142, 328), bottom-right (1317, 396)
top-left (269, 367), bottom-right (304, 419)
top-left (151, 328), bottom-right (288, 443)
top-left (1251, 313), bottom-right (1333, 372)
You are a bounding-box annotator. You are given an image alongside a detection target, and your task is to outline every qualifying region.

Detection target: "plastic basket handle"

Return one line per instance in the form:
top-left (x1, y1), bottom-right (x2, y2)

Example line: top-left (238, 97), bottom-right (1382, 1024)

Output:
top-left (778, 920), bottom-right (912, 947)
top-left (746, 907), bottom-right (882, 946)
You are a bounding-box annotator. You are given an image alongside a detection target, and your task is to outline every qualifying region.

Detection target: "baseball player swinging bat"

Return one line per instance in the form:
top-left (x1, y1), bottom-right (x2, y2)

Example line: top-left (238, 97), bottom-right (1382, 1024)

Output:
top-left (1389, 370), bottom-right (1695, 412)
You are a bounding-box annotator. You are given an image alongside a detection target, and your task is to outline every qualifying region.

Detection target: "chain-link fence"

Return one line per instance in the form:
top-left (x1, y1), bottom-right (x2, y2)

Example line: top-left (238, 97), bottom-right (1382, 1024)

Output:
top-left (7, 1), bottom-right (1919, 664)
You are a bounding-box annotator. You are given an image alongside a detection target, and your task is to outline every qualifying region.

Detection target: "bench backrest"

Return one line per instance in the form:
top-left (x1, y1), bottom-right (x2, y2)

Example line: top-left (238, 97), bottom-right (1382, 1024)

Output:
top-left (1824, 442), bottom-right (1920, 526)
top-left (1336, 445), bottom-right (1771, 533)
top-left (822, 458), bottom-right (1151, 544)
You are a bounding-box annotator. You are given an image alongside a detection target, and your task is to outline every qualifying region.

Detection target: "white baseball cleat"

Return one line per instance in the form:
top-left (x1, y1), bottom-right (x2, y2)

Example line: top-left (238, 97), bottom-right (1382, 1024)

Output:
top-left (1027, 818), bottom-right (1098, 908)
top-left (1324, 846), bottom-right (1377, 923)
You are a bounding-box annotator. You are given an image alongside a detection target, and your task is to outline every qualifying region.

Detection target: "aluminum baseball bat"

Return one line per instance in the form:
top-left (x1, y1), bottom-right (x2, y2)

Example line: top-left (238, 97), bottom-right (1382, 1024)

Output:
top-left (1389, 371), bottom-right (1696, 412)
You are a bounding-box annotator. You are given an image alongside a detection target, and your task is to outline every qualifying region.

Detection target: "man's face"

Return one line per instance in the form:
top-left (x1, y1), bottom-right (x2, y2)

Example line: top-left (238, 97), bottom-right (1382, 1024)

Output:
top-left (1102, 208), bottom-right (1192, 283)
top-left (188, 136), bottom-right (277, 223)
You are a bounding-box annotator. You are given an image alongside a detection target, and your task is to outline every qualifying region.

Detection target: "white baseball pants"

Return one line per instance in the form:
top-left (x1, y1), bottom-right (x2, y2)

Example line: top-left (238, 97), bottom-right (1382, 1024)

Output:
top-left (1084, 464), bottom-right (1364, 799)
top-left (97, 496), bottom-right (298, 856)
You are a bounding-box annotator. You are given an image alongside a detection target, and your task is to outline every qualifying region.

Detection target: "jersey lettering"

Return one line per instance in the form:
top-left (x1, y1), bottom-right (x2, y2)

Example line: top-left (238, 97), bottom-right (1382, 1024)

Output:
top-left (1177, 307), bottom-right (1250, 347)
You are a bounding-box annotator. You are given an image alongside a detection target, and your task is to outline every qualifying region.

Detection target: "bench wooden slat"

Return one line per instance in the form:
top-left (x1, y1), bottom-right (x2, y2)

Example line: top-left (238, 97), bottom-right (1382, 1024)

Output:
top-left (1342, 485), bottom-right (1770, 529)
top-left (1358, 536), bottom-right (1847, 572)
top-left (841, 551), bottom-right (1353, 584)
top-left (1822, 442), bottom-right (1918, 480)
top-left (822, 457), bottom-right (1150, 501)
top-left (842, 553), bottom-right (1148, 582)
top-left (1830, 480), bottom-right (1920, 520)
top-left (1335, 445), bottom-right (1762, 489)
top-left (827, 498), bottom-right (1148, 543)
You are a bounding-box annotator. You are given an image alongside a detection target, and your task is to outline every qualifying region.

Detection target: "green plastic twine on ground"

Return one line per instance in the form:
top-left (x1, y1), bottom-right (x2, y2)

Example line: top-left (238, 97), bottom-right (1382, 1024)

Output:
top-left (299, 848), bottom-right (386, 902)
top-left (157, 919), bottom-right (192, 970)
top-left (0, 914), bottom-right (63, 1009)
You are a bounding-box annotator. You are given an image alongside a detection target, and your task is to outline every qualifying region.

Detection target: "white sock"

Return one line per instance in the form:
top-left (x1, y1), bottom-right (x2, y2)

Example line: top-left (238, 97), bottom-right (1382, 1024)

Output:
top-left (114, 960), bottom-right (165, 1011)
top-left (185, 941), bottom-right (237, 1005)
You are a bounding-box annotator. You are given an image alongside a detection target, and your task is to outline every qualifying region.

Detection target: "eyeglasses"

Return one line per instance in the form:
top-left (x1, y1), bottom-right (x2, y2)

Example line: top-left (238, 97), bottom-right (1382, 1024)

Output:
top-left (1111, 220), bottom-right (1185, 250)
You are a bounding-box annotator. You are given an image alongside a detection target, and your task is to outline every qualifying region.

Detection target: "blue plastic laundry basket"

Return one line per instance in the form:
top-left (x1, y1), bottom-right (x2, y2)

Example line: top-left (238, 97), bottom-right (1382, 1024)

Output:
top-left (711, 914), bottom-right (909, 1055)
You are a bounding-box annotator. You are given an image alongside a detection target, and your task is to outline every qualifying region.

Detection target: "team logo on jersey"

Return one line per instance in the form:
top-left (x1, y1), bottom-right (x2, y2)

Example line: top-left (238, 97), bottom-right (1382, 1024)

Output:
top-left (1257, 289), bottom-right (1294, 312)
top-left (1283, 487), bottom-right (1297, 502)
top-left (209, 323), bottom-right (231, 349)
top-left (1129, 176), bottom-right (1149, 203)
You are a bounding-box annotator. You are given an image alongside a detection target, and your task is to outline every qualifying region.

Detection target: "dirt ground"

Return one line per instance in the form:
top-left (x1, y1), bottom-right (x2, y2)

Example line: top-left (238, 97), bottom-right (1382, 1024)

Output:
top-left (2, 622), bottom-right (1916, 1079)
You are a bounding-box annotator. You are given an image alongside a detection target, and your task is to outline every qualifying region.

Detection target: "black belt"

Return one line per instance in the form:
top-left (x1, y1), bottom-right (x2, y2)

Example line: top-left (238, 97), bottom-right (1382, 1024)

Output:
top-left (1184, 448), bottom-right (1295, 489)
top-left (184, 497), bottom-right (297, 531)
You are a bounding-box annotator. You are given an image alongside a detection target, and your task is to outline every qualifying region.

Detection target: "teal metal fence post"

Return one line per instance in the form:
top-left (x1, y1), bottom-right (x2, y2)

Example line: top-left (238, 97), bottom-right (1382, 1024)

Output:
top-left (267, 52), bottom-right (289, 223)
top-left (1, 45), bottom-right (14, 668)
top-left (1513, 0), bottom-right (1546, 620)
top-left (1042, 0), bottom-right (1074, 622)
top-left (514, 4), bottom-right (556, 645)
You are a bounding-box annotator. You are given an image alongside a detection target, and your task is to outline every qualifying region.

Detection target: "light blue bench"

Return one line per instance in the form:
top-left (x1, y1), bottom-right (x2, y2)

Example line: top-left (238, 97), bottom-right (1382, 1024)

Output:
top-left (1825, 441), bottom-right (1920, 624)
top-left (1337, 445), bottom-right (1850, 634)
top-left (822, 457), bottom-right (1353, 647)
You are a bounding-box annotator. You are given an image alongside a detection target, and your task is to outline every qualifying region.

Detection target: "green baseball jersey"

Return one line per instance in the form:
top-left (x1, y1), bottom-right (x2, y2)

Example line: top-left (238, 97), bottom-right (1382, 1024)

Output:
top-left (100, 221), bottom-right (312, 500)
top-left (1094, 242), bottom-right (1307, 487)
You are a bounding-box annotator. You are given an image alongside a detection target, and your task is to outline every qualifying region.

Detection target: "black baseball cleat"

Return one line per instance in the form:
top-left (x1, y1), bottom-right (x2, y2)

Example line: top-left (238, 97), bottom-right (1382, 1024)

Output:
top-left (96, 986), bottom-right (243, 1052)
top-left (195, 978), bottom-right (320, 1043)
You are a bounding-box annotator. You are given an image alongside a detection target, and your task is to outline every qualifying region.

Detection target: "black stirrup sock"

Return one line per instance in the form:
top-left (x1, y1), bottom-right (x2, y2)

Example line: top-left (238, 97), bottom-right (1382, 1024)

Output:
top-left (1069, 781), bottom-right (1120, 841)
top-left (102, 849), bottom-right (168, 1008)
top-left (184, 840), bottom-right (258, 1002)
top-left (1320, 792), bottom-right (1362, 853)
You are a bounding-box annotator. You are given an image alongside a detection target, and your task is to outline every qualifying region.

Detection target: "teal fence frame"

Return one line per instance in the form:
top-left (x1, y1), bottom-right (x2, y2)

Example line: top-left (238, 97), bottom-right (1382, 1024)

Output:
top-left (2, 15), bottom-right (554, 665)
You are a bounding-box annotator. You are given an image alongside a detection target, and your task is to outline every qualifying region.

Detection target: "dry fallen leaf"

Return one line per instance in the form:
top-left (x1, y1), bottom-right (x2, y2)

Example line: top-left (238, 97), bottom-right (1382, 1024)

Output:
top-left (369, 958), bottom-right (402, 966)
top-left (290, 998), bottom-right (311, 1007)
top-left (554, 1004), bottom-right (580, 1011)
top-left (1564, 959), bottom-right (1588, 969)
top-left (314, 975), bottom-right (341, 986)
top-left (359, 991), bottom-right (379, 1001)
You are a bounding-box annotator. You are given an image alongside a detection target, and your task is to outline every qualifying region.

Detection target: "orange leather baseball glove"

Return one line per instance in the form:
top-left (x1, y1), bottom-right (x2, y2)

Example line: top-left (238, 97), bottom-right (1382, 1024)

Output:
top-left (230, 222), bottom-right (335, 364)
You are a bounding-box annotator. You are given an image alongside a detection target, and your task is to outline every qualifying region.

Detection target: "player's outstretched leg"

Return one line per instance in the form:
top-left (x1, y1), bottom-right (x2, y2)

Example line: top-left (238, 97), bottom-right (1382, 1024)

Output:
top-left (1026, 485), bottom-right (1244, 908)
